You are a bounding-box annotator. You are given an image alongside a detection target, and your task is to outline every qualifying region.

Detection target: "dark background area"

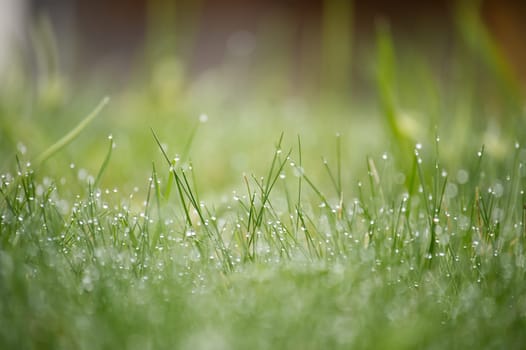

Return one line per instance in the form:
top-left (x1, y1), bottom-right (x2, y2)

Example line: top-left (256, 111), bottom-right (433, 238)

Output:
top-left (23, 0), bottom-right (526, 95)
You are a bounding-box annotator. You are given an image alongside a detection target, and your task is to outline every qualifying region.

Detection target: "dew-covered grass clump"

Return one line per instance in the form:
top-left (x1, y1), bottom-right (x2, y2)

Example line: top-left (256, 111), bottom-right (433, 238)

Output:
top-left (2, 5), bottom-right (526, 349)
top-left (1, 130), bottom-right (526, 349)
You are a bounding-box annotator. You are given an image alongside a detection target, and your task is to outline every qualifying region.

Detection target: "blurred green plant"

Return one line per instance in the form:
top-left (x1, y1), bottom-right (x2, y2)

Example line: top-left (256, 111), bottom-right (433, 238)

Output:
top-left (0, 3), bottom-right (525, 348)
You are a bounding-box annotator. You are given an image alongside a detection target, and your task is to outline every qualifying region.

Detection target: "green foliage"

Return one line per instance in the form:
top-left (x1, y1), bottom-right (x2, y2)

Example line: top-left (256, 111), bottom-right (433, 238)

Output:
top-left (1, 4), bottom-right (526, 349)
top-left (1, 126), bottom-right (526, 348)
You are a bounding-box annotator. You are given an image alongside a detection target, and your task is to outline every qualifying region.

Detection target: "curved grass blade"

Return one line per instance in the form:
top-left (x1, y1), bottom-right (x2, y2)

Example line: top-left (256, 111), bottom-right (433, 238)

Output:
top-left (92, 136), bottom-right (114, 189)
top-left (35, 96), bottom-right (110, 165)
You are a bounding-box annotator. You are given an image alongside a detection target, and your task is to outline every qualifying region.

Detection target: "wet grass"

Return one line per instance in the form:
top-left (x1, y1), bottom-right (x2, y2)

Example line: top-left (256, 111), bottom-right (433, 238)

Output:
top-left (1, 8), bottom-right (526, 349)
top-left (1, 123), bottom-right (525, 349)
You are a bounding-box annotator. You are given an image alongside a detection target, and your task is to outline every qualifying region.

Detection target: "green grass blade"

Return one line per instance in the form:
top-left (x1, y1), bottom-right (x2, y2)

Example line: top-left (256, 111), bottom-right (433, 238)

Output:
top-left (93, 136), bottom-right (114, 189)
top-left (35, 97), bottom-right (110, 165)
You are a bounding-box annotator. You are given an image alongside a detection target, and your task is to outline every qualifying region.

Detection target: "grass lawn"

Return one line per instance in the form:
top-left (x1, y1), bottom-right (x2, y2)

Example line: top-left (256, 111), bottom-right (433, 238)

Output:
top-left (1, 6), bottom-right (526, 349)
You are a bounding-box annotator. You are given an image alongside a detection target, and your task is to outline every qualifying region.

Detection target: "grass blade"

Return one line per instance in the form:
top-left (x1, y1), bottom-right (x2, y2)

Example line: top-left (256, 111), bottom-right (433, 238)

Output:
top-left (35, 97), bottom-right (110, 164)
top-left (93, 136), bottom-right (114, 189)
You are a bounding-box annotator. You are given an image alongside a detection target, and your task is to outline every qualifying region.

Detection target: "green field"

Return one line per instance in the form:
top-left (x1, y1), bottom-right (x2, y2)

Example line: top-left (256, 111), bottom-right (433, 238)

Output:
top-left (1, 4), bottom-right (526, 349)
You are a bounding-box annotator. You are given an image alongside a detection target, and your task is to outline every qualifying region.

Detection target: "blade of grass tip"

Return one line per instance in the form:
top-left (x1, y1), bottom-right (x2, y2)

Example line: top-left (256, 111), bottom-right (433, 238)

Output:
top-left (503, 144), bottom-right (522, 224)
top-left (336, 135), bottom-right (345, 220)
top-left (151, 161), bottom-right (163, 250)
top-left (140, 171), bottom-right (154, 257)
top-left (467, 146), bottom-right (485, 233)
top-left (323, 156), bottom-right (340, 197)
top-left (253, 133), bottom-right (285, 227)
top-left (35, 97), bottom-right (110, 165)
top-left (93, 136), bottom-right (114, 189)
top-left (336, 133), bottom-right (342, 193)
top-left (405, 152), bottom-right (418, 200)
top-left (296, 135), bottom-right (303, 230)
top-left (16, 156), bottom-right (33, 215)
top-left (243, 174), bottom-right (255, 234)
top-left (255, 148), bottom-right (292, 229)
top-left (151, 128), bottom-right (192, 227)
top-left (429, 174), bottom-right (448, 259)
top-left (162, 159), bottom-right (175, 201)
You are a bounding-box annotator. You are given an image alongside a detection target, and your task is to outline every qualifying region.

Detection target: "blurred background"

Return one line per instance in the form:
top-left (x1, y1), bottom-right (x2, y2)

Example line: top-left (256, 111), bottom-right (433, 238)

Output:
top-left (0, 0), bottom-right (525, 194)
top-left (3, 0), bottom-right (525, 86)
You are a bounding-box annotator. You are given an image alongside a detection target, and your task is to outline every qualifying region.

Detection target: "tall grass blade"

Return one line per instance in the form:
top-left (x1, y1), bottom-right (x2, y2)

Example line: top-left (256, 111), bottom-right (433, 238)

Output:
top-left (93, 137), bottom-right (114, 189)
top-left (35, 97), bottom-right (110, 164)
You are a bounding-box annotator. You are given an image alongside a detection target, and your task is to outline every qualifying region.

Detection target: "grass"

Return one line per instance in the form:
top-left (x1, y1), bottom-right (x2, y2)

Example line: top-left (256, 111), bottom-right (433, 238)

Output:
top-left (1, 6), bottom-right (526, 349)
top-left (1, 128), bottom-right (525, 349)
